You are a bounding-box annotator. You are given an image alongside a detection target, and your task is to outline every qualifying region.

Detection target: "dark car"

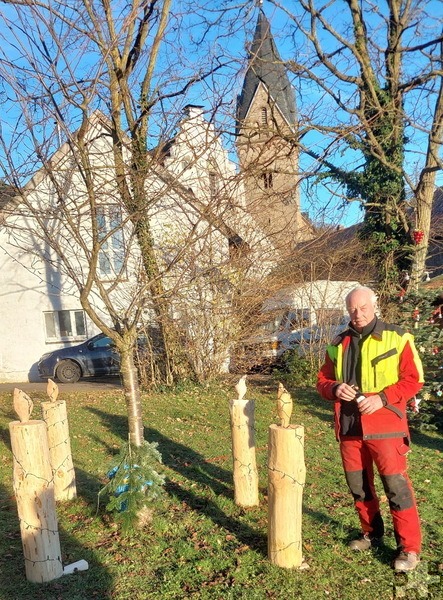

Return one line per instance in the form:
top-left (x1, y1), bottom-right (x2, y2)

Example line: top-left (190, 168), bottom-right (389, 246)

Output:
top-left (38, 333), bottom-right (120, 384)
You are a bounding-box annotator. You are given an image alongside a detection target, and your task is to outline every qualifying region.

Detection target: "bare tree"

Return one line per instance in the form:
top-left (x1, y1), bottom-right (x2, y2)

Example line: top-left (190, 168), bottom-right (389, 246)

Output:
top-left (0, 1), bottom-right (250, 445)
top-left (263, 0), bottom-right (443, 295)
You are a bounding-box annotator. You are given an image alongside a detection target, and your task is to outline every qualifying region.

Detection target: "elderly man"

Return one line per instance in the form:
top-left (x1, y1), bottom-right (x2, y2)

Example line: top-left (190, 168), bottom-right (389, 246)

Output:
top-left (317, 286), bottom-right (424, 572)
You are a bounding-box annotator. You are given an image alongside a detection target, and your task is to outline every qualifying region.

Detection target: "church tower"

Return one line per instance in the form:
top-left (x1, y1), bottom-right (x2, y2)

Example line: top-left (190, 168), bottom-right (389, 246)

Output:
top-left (236, 9), bottom-right (310, 252)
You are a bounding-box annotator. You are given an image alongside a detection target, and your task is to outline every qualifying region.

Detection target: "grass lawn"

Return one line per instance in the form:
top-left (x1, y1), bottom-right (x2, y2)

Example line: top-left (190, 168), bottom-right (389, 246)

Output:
top-left (0, 377), bottom-right (442, 599)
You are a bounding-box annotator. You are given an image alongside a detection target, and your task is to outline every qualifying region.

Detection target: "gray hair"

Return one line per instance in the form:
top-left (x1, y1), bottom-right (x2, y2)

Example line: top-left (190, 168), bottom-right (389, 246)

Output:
top-left (345, 286), bottom-right (378, 307)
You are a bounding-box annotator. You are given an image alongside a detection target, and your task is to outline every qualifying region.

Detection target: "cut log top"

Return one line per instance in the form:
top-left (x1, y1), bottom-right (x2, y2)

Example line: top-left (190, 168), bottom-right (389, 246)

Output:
top-left (234, 375), bottom-right (247, 401)
top-left (276, 383), bottom-right (293, 428)
top-left (269, 423), bottom-right (302, 431)
top-left (9, 419), bottom-right (45, 427)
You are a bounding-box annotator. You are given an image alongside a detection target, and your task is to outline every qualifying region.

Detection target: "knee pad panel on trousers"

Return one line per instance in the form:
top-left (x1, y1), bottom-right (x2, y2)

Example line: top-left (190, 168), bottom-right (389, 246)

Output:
top-left (380, 473), bottom-right (414, 511)
top-left (345, 469), bottom-right (374, 502)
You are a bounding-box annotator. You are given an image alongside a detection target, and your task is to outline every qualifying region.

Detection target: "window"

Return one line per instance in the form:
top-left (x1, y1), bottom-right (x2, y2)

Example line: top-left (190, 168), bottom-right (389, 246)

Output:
top-left (89, 335), bottom-right (114, 350)
top-left (261, 107), bottom-right (268, 125)
top-left (209, 171), bottom-right (219, 199)
top-left (262, 172), bottom-right (273, 189)
top-left (44, 310), bottom-right (86, 341)
top-left (97, 205), bottom-right (124, 278)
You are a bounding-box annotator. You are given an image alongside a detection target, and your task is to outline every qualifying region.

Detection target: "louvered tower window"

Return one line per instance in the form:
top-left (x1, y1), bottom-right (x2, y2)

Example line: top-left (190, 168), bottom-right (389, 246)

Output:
top-left (261, 107), bottom-right (268, 125)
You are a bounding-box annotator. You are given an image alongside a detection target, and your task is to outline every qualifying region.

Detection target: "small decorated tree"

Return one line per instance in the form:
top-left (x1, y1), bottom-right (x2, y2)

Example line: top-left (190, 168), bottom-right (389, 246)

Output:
top-left (99, 441), bottom-right (165, 532)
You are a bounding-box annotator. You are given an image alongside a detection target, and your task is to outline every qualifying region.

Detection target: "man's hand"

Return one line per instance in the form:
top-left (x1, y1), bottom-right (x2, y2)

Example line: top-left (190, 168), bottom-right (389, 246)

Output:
top-left (357, 394), bottom-right (384, 415)
top-left (335, 384), bottom-right (384, 414)
top-left (334, 383), bottom-right (358, 401)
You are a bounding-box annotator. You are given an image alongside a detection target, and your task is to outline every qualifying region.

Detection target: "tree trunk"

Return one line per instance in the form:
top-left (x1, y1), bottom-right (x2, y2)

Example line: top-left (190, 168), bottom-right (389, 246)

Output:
top-left (119, 349), bottom-right (144, 446)
top-left (410, 72), bottom-right (443, 289)
top-left (410, 183), bottom-right (433, 290)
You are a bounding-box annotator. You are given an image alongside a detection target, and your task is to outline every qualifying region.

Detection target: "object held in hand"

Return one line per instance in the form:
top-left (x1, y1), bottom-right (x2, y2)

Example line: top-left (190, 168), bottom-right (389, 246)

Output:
top-left (353, 388), bottom-right (365, 403)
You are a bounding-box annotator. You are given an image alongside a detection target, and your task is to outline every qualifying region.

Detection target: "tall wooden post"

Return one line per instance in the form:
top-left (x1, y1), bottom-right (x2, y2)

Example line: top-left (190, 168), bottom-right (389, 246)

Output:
top-left (9, 388), bottom-right (63, 583)
top-left (229, 376), bottom-right (259, 507)
top-left (41, 380), bottom-right (77, 501)
top-left (268, 423), bottom-right (306, 568)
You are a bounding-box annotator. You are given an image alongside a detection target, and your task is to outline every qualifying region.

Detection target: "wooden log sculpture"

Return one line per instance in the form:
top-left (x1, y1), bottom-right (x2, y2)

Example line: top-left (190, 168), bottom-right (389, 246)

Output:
top-left (268, 423), bottom-right (306, 568)
top-left (41, 379), bottom-right (77, 501)
top-left (229, 376), bottom-right (259, 507)
top-left (9, 388), bottom-right (63, 583)
top-left (276, 383), bottom-right (293, 428)
top-left (268, 384), bottom-right (305, 568)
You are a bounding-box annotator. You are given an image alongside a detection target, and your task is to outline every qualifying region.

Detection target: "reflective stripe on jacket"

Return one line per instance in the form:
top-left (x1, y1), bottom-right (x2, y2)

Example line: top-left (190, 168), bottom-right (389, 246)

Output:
top-left (317, 319), bottom-right (424, 440)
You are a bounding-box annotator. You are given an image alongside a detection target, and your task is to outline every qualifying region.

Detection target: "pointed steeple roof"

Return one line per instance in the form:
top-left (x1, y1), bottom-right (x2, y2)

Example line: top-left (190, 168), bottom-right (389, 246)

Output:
top-left (236, 11), bottom-right (296, 129)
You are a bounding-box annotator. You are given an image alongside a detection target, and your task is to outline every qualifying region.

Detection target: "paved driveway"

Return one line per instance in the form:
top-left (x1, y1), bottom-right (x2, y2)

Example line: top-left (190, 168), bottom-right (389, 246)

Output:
top-left (0, 376), bottom-right (122, 394)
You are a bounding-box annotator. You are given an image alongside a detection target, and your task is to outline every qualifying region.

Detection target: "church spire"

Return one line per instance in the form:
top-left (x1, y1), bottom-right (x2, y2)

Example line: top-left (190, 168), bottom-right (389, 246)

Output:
top-left (236, 10), bottom-right (296, 129)
top-left (235, 10), bottom-right (311, 253)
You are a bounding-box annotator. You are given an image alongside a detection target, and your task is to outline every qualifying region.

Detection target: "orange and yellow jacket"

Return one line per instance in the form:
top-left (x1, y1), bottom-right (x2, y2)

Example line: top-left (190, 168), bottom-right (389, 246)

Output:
top-left (317, 319), bottom-right (424, 440)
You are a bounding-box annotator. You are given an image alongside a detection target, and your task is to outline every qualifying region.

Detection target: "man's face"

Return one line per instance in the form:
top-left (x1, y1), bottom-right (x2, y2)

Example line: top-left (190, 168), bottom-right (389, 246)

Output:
top-left (346, 289), bottom-right (376, 332)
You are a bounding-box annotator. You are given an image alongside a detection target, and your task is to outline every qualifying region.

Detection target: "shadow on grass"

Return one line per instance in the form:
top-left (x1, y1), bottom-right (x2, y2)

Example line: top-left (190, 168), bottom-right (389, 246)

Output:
top-left (409, 427), bottom-right (443, 454)
top-left (164, 478), bottom-right (267, 555)
top-left (302, 505), bottom-right (398, 569)
top-left (86, 407), bottom-right (232, 498)
top-left (86, 407), bottom-right (267, 555)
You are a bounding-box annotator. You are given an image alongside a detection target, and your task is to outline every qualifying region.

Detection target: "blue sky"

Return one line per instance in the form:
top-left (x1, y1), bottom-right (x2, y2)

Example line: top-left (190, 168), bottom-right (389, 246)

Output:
top-left (0, 0), bottom-right (441, 229)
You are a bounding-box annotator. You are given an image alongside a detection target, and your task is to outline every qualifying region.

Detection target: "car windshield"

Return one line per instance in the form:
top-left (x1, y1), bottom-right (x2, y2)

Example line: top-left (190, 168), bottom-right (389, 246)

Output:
top-left (89, 336), bottom-right (114, 350)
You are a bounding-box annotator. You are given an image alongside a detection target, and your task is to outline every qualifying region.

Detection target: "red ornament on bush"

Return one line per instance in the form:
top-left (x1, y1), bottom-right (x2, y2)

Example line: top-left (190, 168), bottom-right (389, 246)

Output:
top-left (413, 229), bottom-right (425, 244)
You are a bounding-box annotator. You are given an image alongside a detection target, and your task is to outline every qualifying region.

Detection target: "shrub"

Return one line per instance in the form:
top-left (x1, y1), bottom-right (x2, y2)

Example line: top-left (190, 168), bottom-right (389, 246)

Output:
top-left (276, 348), bottom-right (321, 388)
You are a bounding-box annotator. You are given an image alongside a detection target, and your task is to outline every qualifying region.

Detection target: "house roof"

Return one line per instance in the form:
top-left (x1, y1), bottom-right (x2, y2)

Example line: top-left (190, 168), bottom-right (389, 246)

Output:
top-left (236, 11), bottom-right (297, 130)
top-left (0, 182), bottom-right (18, 206)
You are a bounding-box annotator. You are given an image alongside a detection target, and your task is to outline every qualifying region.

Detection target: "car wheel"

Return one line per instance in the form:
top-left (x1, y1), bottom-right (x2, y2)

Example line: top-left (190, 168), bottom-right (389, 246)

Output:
top-left (56, 360), bottom-right (81, 384)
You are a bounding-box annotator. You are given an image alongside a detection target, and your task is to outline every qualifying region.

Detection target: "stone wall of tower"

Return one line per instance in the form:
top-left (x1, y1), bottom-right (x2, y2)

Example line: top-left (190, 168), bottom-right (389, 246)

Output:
top-left (237, 83), bottom-right (310, 253)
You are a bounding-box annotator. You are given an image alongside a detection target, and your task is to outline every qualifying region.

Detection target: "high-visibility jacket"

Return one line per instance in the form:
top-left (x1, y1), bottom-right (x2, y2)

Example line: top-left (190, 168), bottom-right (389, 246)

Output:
top-left (317, 319), bottom-right (424, 440)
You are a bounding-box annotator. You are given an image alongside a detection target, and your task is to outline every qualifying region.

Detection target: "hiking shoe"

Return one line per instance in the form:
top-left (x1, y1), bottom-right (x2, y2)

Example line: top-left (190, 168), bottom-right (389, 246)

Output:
top-left (393, 551), bottom-right (419, 572)
top-left (348, 533), bottom-right (383, 551)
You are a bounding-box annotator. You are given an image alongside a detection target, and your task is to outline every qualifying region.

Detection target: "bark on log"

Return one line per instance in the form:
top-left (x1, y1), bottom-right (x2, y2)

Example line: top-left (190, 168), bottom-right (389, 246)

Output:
top-left (41, 400), bottom-right (77, 501)
top-left (268, 424), bottom-right (306, 568)
top-left (9, 419), bottom-right (63, 583)
top-left (229, 399), bottom-right (259, 507)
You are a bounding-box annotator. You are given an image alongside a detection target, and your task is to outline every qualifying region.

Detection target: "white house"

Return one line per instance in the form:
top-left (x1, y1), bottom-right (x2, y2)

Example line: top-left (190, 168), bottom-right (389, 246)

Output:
top-left (0, 108), bottom-right (275, 382)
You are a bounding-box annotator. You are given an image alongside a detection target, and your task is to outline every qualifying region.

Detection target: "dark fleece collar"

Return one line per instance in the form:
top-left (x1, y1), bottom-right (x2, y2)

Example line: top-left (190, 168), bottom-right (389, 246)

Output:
top-left (349, 316), bottom-right (378, 339)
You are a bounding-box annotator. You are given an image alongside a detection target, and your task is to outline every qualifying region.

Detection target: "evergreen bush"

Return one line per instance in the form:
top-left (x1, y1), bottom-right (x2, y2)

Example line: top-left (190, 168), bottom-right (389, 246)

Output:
top-left (99, 440), bottom-right (165, 532)
top-left (389, 288), bottom-right (443, 432)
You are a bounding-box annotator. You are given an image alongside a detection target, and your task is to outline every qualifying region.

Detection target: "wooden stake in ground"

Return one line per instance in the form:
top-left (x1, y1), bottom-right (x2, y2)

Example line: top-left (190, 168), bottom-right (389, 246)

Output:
top-left (41, 379), bottom-right (77, 501)
top-left (268, 385), bottom-right (306, 568)
top-left (229, 376), bottom-right (259, 507)
top-left (9, 388), bottom-right (63, 583)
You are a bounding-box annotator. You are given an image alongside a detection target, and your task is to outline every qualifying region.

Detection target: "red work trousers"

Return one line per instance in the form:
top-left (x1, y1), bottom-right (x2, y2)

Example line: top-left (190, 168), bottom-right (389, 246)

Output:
top-left (340, 437), bottom-right (421, 554)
